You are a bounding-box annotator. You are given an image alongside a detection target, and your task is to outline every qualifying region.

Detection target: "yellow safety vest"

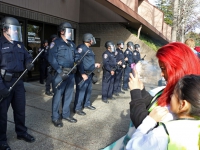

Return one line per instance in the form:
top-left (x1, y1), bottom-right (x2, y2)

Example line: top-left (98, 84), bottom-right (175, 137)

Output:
top-left (162, 120), bottom-right (200, 150)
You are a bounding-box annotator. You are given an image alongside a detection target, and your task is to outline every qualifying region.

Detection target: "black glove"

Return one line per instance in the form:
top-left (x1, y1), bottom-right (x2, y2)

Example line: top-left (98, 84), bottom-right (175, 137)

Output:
top-left (75, 60), bottom-right (81, 65)
top-left (72, 66), bottom-right (77, 74)
top-left (92, 73), bottom-right (98, 84)
top-left (26, 63), bottom-right (34, 71)
top-left (59, 72), bottom-right (68, 81)
top-left (0, 88), bottom-right (10, 99)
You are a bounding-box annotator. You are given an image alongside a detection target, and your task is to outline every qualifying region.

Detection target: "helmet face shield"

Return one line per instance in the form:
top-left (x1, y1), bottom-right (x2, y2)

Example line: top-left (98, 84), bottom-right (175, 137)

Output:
top-left (120, 43), bottom-right (124, 49)
top-left (7, 25), bottom-right (22, 42)
top-left (91, 37), bottom-right (96, 45)
top-left (110, 45), bottom-right (116, 52)
top-left (64, 28), bottom-right (74, 41)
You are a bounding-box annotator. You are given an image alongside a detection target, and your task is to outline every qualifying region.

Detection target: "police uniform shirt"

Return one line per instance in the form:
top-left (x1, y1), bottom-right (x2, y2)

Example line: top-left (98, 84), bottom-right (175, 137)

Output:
top-left (102, 50), bottom-right (116, 72)
top-left (0, 35), bottom-right (32, 90)
top-left (133, 50), bottom-right (141, 64)
top-left (48, 38), bottom-right (79, 74)
top-left (115, 48), bottom-right (125, 66)
top-left (38, 46), bottom-right (48, 61)
top-left (124, 48), bottom-right (134, 65)
top-left (76, 43), bottom-right (95, 74)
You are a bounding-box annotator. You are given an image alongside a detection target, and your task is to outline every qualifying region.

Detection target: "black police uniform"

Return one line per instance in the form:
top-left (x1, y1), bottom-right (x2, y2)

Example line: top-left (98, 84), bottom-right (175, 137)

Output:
top-left (74, 44), bottom-right (95, 111)
top-left (48, 38), bottom-right (79, 121)
top-left (102, 50), bottom-right (116, 101)
top-left (113, 48), bottom-right (125, 94)
top-left (39, 45), bottom-right (48, 84)
top-left (123, 48), bottom-right (134, 90)
top-left (0, 35), bottom-right (32, 144)
top-left (132, 50), bottom-right (141, 64)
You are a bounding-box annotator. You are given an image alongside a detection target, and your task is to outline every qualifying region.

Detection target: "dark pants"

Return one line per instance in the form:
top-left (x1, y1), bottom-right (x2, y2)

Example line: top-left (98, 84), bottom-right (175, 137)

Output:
top-left (51, 73), bottom-right (74, 121)
top-left (74, 74), bottom-right (92, 111)
top-left (123, 66), bottom-right (131, 89)
top-left (0, 79), bottom-right (27, 144)
top-left (45, 71), bottom-right (54, 92)
top-left (39, 61), bottom-right (47, 83)
top-left (113, 69), bottom-right (123, 93)
top-left (102, 74), bottom-right (115, 100)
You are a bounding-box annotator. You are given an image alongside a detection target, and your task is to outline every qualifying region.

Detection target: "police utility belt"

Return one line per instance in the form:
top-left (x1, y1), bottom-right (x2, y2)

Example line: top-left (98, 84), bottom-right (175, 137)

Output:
top-left (84, 70), bottom-right (93, 75)
top-left (1, 69), bottom-right (22, 82)
top-left (60, 66), bottom-right (76, 74)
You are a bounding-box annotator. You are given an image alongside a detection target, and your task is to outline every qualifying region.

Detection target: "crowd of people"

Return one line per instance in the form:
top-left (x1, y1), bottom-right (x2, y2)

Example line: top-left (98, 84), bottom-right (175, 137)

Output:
top-left (1, 16), bottom-right (200, 150)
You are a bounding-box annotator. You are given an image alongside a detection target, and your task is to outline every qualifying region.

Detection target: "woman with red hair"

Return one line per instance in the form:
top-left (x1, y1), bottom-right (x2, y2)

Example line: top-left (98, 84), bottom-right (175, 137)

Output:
top-left (130, 42), bottom-right (200, 128)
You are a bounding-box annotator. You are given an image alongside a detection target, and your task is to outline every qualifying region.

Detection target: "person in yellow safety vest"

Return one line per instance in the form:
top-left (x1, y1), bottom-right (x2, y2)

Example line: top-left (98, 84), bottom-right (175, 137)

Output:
top-left (126, 74), bottom-right (200, 150)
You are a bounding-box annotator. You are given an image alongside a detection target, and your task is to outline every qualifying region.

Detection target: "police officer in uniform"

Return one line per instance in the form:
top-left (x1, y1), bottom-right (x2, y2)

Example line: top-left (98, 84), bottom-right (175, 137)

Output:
top-left (113, 41), bottom-right (126, 96)
top-left (0, 17), bottom-right (35, 150)
top-left (38, 40), bottom-right (49, 84)
top-left (102, 41), bottom-right (117, 103)
top-left (133, 44), bottom-right (142, 64)
top-left (74, 33), bottom-right (100, 116)
top-left (45, 35), bottom-right (58, 96)
top-left (122, 41), bottom-right (134, 91)
top-left (48, 22), bottom-right (79, 127)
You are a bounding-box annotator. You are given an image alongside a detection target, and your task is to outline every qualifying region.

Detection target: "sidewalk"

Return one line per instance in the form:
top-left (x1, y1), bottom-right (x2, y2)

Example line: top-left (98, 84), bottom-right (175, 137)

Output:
top-left (6, 81), bottom-right (155, 150)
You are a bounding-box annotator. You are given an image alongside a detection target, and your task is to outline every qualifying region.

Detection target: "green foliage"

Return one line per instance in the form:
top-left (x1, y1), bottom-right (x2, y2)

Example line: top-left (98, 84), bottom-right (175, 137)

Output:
top-left (126, 27), bottom-right (163, 51)
top-left (155, 0), bottom-right (173, 26)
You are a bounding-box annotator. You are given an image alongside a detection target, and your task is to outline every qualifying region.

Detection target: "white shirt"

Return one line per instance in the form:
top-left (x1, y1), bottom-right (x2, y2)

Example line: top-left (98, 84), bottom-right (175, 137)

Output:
top-left (126, 116), bottom-right (168, 150)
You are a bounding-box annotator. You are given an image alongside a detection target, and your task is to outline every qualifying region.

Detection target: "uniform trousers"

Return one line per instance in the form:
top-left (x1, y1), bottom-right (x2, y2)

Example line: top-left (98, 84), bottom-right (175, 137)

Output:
top-left (0, 79), bottom-right (27, 144)
top-left (113, 68), bottom-right (123, 93)
top-left (51, 73), bottom-right (74, 121)
top-left (102, 74), bottom-right (115, 100)
top-left (74, 74), bottom-right (92, 111)
top-left (123, 66), bottom-right (131, 89)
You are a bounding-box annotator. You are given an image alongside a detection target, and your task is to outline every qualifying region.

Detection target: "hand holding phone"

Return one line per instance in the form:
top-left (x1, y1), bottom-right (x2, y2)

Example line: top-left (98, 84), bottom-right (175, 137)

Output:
top-left (131, 63), bottom-right (136, 77)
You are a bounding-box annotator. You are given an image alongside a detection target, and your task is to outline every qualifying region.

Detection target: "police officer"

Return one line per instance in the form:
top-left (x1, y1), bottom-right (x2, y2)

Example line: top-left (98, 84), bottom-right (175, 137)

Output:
top-left (74, 33), bottom-right (101, 116)
top-left (0, 17), bottom-right (35, 150)
top-left (48, 22), bottom-right (79, 127)
top-left (45, 34), bottom-right (58, 96)
top-left (102, 41), bottom-right (117, 103)
top-left (122, 41), bottom-right (134, 91)
top-left (133, 44), bottom-right (142, 64)
top-left (113, 41), bottom-right (126, 96)
top-left (39, 40), bottom-right (49, 84)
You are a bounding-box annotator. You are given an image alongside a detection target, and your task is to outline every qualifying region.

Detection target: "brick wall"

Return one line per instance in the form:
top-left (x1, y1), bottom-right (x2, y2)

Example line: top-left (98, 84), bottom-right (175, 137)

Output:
top-left (78, 23), bottom-right (162, 86)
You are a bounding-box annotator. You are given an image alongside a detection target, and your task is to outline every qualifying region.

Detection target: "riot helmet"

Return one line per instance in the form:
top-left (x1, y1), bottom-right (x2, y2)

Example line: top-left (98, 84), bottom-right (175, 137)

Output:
top-left (134, 44), bottom-right (140, 51)
top-left (50, 34), bottom-right (58, 41)
top-left (105, 41), bottom-right (116, 52)
top-left (0, 17), bottom-right (22, 42)
top-left (127, 41), bottom-right (134, 50)
top-left (117, 40), bottom-right (124, 49)
top-left (58, 22), bottom-right (74, 41)
top-left (82, 33), bottom-right (96, 45)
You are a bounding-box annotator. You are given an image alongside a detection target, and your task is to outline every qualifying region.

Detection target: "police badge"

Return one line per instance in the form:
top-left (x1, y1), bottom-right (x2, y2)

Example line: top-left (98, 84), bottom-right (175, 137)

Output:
top-left (17, 44), bottom-right (21, 48)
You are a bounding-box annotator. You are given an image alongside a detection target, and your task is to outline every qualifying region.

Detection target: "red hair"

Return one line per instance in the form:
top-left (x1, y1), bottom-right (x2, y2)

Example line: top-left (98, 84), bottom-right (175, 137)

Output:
top-left (156, 42), bottom-right (200, 106)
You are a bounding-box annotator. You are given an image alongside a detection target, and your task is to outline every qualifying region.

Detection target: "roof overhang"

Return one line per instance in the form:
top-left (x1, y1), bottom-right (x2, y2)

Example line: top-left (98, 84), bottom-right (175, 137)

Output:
top-left (95, 0), bottom-right (170, 44)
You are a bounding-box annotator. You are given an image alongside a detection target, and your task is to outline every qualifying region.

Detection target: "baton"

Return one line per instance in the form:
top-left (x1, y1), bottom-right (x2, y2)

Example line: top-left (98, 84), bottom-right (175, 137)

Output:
top-left (78, 68), bottom-right (96, 85)
top-left (0, 49), bottom-right (45, 103)
top-left (55, 50), bottom-right (90, 89)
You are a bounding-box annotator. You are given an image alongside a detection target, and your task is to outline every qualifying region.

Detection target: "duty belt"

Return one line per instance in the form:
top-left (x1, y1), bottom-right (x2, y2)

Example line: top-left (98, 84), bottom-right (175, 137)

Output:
top-left (8, 72), bottom-right (22, 78)
top-left (84, 70), bottom-right (92, 75)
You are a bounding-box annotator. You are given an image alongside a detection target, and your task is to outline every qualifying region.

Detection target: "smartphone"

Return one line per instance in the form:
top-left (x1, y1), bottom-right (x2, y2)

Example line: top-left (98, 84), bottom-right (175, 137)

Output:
top-left (131, 63), bottom-right (136, 77)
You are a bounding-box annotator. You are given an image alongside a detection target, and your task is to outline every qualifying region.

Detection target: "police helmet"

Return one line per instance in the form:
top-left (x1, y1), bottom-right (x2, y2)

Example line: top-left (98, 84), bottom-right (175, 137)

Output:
top-left (50, 34), bottom-right (58, 41)
top-left (0, 17), bottom-right (20, 30)
top-left (117, 40), bottom-right (124, 45)
top-left (82, 33), bottom-right (96, 45)
top-left (105, 41), bottom-right (115, 52)
top-left (42, 40), bottom-right (48, 45)
top-left (0, 17), bottom-right (22, 42)
top-left (58, 22), bottom-right (74, 40)
top-left (58, 22), bottom-right (72, 32)
top-left (134, 44), bottom-right (140, 49)
top-left (127, 41), bottom-right (134, 48)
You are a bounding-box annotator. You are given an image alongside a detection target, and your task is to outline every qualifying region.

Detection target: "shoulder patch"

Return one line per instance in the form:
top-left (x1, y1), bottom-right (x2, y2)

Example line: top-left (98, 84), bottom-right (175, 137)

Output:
top-left (78, 48), bottom-right (82, 53)
top-left (104, 54), bottom-right (108, 59)
top-left (50, 42), bottom-right (55, 49)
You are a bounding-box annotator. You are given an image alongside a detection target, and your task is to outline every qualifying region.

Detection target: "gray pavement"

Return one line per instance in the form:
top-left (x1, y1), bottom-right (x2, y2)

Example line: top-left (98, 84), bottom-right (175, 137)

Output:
top-left (6, 81), bottom-right (156, 150)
